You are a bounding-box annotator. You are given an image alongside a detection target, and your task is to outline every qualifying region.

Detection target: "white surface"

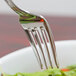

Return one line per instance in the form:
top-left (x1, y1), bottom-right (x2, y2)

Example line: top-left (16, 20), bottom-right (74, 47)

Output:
top-left (1, 0), bottom-right (76, 16)
top-left (0, 40), bottom-right (76, 74)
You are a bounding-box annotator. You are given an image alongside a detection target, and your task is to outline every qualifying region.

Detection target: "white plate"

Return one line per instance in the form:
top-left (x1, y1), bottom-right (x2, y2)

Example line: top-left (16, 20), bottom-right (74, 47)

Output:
top-left (0, 40), bottom-right (76, 74)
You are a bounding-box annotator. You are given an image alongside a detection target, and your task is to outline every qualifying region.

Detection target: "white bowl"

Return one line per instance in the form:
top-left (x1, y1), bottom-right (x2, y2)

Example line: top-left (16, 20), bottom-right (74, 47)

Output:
top-left (0, 40), bottom-right (76, 74)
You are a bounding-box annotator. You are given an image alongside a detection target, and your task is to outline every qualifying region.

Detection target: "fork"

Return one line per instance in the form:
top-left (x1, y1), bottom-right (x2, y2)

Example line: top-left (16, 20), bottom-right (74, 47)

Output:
top-left (5, 0), bottom-right (59, 69)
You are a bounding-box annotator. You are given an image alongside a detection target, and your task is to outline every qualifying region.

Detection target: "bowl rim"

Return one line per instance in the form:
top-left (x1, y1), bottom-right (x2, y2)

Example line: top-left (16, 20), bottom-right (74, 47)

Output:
top-left (0, 40), bottom-right (76, 64)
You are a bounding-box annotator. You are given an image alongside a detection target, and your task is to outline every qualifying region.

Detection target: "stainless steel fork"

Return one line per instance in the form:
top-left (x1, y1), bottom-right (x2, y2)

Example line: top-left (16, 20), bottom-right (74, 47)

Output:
top-left (5, 0), bottom-right (59, 69)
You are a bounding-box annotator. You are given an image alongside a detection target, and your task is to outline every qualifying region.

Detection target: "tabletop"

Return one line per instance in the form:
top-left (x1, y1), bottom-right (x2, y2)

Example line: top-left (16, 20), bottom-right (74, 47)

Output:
top-left (0, 14), bottom-right (76, 57)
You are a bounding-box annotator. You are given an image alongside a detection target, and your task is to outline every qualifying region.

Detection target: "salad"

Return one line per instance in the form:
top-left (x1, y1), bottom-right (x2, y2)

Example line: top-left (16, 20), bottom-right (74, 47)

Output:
top-left (3, 65), bottom-right (76, 76)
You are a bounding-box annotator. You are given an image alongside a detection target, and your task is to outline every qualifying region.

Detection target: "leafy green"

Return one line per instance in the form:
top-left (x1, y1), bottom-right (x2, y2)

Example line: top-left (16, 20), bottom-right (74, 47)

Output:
top-left (4, 65), bottom-right (76, 76)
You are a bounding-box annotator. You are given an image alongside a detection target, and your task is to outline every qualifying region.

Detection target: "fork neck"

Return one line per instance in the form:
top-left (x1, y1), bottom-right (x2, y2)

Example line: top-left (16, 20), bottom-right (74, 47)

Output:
top-left (5, 0), bottom-right (44, 24)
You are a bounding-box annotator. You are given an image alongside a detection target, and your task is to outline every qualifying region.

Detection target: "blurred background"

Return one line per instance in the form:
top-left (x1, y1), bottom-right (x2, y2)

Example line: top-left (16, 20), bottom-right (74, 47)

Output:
top-left (0, 0), bottom-right (76, 57)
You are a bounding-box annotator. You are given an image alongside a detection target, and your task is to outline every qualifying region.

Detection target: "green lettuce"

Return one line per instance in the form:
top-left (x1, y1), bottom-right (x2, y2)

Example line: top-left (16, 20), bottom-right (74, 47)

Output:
top-left (3, 65), bottom-right (76, 76)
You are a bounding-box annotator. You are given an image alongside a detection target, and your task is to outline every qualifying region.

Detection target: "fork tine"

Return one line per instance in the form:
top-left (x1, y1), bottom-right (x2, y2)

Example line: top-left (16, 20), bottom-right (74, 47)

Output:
top-left (25, 30), bottom-right (43, 69)
top-left (38, 27), bottom-right (53, 68)
top-left (45, 29), bottom-right (59, 68)
top-left (43, 21), bottom-right (59, 68)
top-left (33, 30), bottom-right (48, 69)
